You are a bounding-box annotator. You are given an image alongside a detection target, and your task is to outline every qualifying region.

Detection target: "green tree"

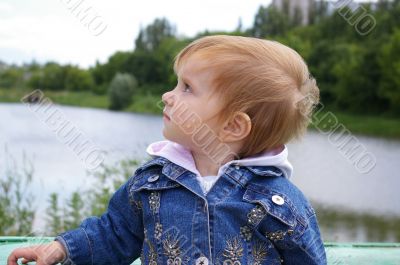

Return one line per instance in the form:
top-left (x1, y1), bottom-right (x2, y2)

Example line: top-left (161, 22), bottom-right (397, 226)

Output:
top-left (28, 62), bottom-right (66, 90)
top-left (252, 5), bottom-right (290, 37)
top-left (108, 72), bottom-right (138, 110)
top-left (28, 70), bottom-right (44, 89)
top-left (276, 31), bottom-right (312, 61)
top-left (124, 51), bottom-right (162, 85)
top-left (0, 67), bottom-right (24, 88)
top-left (156, 37), bottom-right (188, 90)
top-left (307, 40), bottom-right (339, 104)
top-left (124, 36), bottom-right (187, 89)
top-left (89, 18), bottom-right (181, 95)
top-left (42, 62), bottom-right (66, 90)
top-left (378, 29), bottom-right (400, 114)
top-left (64, 66), bottom-right (95, 91)
top-left (309, 0), bottom-right (330, 25)
top-left (90, 52), bottom-right (132, 94)
top-left (331, 44), bottom-right (374, 112)
top-left (292, 6), bottom-right (304, 27)
top-left (135, 17), bottom-right (176, 52)
top-left (314, 5), bottom-right (371, 42)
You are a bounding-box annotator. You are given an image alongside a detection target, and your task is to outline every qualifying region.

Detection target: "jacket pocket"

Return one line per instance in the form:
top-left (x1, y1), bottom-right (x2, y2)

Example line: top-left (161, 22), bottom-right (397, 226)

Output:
top-left (242, 183), bottom-right (299, 226)
top-left (242, 183), bottom-right (308, 243)
top-left (243, 183), bottom-right (308, 253)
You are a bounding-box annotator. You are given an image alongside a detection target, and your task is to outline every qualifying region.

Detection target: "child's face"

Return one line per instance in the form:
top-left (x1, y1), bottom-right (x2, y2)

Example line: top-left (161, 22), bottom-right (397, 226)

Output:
top-left (161, 55), bottom-right (225, 151)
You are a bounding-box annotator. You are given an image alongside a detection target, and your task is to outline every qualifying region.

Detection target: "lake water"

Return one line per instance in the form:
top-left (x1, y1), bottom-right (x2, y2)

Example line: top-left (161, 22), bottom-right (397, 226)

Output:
top-left (1, 103), bottom-right (399, 242)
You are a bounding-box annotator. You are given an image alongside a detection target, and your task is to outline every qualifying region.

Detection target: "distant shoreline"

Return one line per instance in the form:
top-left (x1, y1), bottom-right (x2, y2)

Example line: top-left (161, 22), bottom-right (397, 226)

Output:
top-left (1, 88), bottom-right (399, 140)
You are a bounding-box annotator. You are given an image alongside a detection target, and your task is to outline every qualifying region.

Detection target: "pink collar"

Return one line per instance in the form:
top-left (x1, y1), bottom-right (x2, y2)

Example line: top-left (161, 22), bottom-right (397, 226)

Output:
top-left (146, 140), bottom-right (293, 179)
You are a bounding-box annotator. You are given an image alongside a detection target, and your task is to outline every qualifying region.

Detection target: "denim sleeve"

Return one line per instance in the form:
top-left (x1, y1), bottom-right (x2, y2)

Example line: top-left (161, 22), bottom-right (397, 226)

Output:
top-left (279, 210), bottom-right (327, 265)
top-left (53, 180), bottom-right (144, 265)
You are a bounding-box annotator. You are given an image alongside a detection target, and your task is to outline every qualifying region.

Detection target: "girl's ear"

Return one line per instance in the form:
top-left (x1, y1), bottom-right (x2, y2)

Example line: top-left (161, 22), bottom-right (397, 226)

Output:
top-left (220, 112), bottom-right (252, 143)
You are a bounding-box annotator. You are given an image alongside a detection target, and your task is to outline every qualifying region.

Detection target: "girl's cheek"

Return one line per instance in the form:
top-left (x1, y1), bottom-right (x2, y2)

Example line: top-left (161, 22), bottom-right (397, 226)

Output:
top-left (182, 112), bottom-right (204, 133)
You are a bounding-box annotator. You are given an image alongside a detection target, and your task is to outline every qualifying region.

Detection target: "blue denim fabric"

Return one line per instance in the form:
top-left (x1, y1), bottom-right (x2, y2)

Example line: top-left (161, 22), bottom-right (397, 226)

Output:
top-left (55, 156), bottom-right (327, 265)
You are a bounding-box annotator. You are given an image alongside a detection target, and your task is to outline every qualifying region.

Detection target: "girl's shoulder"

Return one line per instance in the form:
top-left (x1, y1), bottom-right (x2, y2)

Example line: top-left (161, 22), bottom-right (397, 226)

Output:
top-left (133, 156), bottom-right (168, 175)
top-left (127, 156), bottom-right (177, 192)
top-left (246, 173), bottom-right (317, 222)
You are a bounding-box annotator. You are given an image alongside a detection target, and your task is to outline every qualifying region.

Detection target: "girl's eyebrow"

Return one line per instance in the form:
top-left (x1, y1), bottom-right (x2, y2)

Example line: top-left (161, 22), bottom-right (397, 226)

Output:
top-left (176, 66), bottom-right (202, 92)
top-left (182, 76), bottom-right (195, 88)
top-left (178, 71), bottom-right (196, 90)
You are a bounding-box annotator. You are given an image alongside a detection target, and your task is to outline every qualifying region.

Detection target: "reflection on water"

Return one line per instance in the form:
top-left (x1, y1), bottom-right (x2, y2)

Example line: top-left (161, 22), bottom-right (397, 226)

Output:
top-left (288, 132), bottom-right (400, 217)
top-left (315, 203), bottom-right (400, 243)
top-left (1, 103), bottom-right (399, 242)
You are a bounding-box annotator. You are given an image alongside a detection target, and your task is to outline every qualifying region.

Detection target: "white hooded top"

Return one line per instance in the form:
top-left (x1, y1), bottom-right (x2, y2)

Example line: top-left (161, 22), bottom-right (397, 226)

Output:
top-left (146, 140), bottom-right (293, 195)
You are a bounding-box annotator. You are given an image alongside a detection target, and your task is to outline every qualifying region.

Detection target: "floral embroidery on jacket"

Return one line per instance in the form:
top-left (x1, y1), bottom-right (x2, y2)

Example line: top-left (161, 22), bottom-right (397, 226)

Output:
top-left (222, 235), bottom-right (244, 265)
top-left (239, 225), bottom-right (252, 242)
top-left (251, 239), bottom-right (269, 265)
top-left (265, 229), bottom-right (294, 242)
top-left (247, 204), bottom-right (267, 226)
top-left (162, 231), bottom-right (190, 265)
top-left (143, 228), bottom-right (158, 265)
top-left (129, 191), bottom-right (143, 211)
top-left (240, 203), bottom-right (267, 242)
top-left (149, 191), bottom-right (161, 214)
top-left (154, 222), bottom-right (163, 241)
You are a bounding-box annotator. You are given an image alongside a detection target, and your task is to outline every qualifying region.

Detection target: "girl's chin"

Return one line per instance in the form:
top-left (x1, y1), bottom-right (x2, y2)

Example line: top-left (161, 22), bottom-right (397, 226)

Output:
top-left (162, 130), bottom-right (174, 142)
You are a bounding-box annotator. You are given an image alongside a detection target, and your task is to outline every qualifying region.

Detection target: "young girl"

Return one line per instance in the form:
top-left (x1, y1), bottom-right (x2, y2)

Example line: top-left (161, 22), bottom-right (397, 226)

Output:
top-left (8, 35), bottom-right (327, 265)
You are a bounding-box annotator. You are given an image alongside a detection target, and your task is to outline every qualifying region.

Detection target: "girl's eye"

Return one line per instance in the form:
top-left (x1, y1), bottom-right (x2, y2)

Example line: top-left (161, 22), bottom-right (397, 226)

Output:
top-left (183, 83), bottom-right (191, 92)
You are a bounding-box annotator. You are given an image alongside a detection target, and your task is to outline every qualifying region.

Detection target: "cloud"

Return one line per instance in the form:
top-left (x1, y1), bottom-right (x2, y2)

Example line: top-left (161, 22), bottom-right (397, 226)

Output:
top-left (0, 2), bottom-right (14, 15)
top-left (0, 0), bottom-right (268, 68)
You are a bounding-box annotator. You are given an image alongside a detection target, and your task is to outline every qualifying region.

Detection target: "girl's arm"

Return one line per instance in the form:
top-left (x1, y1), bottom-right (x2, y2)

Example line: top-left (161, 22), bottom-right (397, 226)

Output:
top-left (54, 179), bottom-right (145, 265)
top-left (8, 179), bottom-right (144, 265)
top-left (279, 209), bottom-right (327, 265)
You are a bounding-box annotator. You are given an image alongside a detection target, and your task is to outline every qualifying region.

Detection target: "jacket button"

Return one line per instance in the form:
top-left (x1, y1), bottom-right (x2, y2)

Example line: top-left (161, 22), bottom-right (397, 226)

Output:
top-left (195, 256), bottom-right (209, 265)
top-left (147, 174), bottom-right (159, 182)
top-left (272, 195), bottom-right (285, 205)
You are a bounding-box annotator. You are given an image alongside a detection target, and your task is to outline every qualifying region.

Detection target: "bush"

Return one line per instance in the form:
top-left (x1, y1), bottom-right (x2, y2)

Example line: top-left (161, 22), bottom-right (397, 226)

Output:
top-left (0, 68), bottom-right (24, 88)
top-left (108, 73), bottom-right (138, 110)
top-left (64, 66), bottom-right (95, 91)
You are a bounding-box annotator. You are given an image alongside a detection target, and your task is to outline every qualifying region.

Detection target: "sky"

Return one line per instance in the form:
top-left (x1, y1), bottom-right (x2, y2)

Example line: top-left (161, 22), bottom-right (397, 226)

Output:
top-left (0, 0), bottom-right (274, 69)
top-left (0, 0), bottom-right (376, 69)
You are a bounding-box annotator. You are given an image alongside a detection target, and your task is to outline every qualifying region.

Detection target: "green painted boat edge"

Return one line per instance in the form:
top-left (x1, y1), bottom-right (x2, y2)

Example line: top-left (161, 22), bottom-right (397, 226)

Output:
top-left (323, 242), bottom-right (400, 248)
top-left (1, 237), bottom-right (400, 265)
top-left (0, 237), bottom-right (55, 243)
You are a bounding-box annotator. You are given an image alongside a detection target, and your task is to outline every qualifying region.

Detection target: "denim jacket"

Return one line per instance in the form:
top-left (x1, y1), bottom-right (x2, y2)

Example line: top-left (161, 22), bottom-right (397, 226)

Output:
top-left (55, 141), bottom-right (327, 265)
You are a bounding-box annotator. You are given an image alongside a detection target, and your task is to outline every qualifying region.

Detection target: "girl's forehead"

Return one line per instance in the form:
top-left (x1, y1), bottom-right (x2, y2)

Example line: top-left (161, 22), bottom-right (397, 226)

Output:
top-left (176, 53), bottom-right (211, 75)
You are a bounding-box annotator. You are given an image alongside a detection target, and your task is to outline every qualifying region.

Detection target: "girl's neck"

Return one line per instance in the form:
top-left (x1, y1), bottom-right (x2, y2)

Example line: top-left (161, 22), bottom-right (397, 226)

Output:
top-left (191, 148), bottom-right (237, 177)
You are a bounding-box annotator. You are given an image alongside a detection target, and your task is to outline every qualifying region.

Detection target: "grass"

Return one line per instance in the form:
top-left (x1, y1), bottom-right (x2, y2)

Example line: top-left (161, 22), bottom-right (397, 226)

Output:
top-left (1, 87), bottom-right (399, 139)
top-left (0, 87), bottom-right (108, 109)
top-left (127, 91), bottom-right (163, 115)
top-left (311, 107), bottom-right (400, 139)
top-left (0, 87), bottom-right (162, 114)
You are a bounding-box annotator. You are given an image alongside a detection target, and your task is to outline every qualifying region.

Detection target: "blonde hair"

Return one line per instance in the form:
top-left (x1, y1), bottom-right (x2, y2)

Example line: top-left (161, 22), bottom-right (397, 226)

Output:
top-left (173, 35), bottom-right (319, 159)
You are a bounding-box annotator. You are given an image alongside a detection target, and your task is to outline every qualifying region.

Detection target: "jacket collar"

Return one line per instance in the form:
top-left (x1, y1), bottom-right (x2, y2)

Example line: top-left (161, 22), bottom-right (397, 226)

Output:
top-left (144, 140), bottom-right (293, 179)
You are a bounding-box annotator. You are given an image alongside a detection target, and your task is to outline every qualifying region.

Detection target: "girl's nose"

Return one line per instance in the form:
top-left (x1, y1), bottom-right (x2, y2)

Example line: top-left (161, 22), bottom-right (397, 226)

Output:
top-left (162, 91), bottom-right (175, 107)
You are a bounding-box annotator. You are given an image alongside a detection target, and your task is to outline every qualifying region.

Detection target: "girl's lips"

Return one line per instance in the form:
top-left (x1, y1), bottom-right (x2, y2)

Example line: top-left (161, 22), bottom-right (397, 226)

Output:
top-left (163, 112), bottom-right (171, 121)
